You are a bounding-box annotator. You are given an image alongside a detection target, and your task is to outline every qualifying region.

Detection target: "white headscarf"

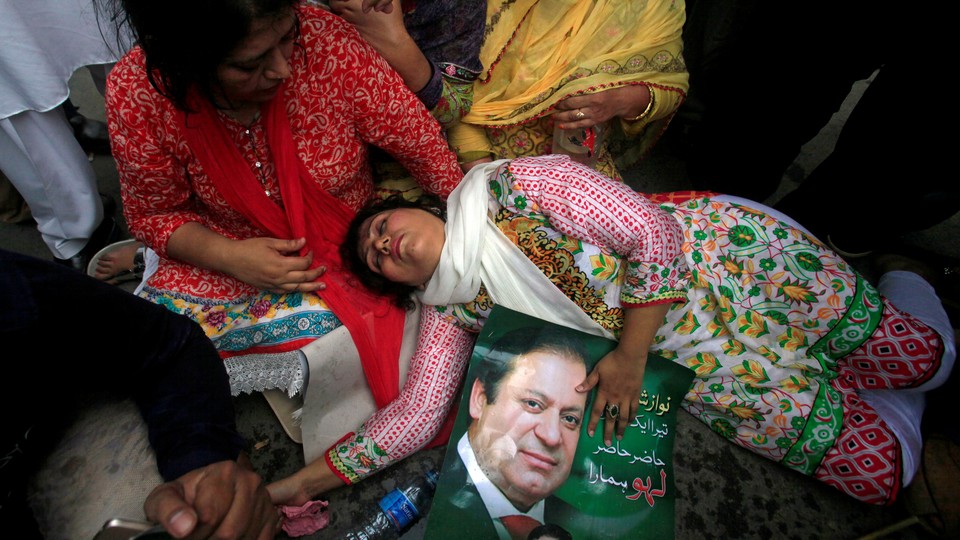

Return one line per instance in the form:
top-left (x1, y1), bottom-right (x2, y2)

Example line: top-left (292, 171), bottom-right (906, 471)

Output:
top-left (421, 160), bottom-right (614, 340)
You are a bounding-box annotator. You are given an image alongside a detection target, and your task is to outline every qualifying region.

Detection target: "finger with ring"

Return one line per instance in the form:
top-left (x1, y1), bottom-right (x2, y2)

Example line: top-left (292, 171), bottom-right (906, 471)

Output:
top-left (605, 404), bottom-right (620, 419)
top-left (575, 109), bottom-right (586, 119)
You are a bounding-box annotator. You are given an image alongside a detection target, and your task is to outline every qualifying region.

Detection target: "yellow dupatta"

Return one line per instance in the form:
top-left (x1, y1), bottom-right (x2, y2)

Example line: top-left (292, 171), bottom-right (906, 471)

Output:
top-left (450, 0), bottom-right (688, 159)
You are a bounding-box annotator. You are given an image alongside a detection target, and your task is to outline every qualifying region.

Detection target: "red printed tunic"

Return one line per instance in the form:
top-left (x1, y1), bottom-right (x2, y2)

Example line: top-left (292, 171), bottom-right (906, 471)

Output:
top-left (106, 5), bottom-right (462, 304)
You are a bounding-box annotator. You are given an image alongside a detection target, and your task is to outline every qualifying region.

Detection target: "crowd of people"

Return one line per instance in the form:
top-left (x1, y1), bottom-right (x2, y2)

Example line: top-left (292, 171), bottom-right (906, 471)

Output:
top-left (1, 0), bottom-right (957, 538)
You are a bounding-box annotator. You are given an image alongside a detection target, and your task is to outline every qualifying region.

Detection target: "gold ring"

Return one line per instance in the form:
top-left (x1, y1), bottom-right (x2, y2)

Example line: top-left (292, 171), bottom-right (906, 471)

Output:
top-left (575, 109), bottom-right (585, 119)
top-left (605, 404), bottom-right (620, 419)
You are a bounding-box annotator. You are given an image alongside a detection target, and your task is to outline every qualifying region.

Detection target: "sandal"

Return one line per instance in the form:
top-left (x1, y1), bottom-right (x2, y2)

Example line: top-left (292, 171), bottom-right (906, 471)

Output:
top-left (87, 239), bottom-right (145, 286)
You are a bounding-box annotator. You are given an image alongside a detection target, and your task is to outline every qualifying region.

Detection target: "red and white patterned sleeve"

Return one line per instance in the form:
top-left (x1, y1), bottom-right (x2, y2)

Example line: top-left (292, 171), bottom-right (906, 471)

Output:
top-left (345, 22), bottom-right (463, 198)
top-left (506, 155), bottom-right (689, 305)
top-left (325, 307), bottom-right (475, 484)
top-left (106, 50), bottom-right (206, 257)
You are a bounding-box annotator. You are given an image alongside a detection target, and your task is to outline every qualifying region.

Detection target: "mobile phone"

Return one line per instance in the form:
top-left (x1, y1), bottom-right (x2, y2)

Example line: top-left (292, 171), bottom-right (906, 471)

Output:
top-left (93, 518), bottom-right (172, 540)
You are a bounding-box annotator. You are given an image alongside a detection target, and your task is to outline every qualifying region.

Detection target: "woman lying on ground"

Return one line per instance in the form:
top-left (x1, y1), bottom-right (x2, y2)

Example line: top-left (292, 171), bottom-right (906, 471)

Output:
top-left (269, 154), bottom-right (956, 506)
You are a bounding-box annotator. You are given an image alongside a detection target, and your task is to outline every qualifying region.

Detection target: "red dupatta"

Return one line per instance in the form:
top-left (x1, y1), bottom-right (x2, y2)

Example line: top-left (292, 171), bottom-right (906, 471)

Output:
top-left (178, 92), bottom-right (403, 410)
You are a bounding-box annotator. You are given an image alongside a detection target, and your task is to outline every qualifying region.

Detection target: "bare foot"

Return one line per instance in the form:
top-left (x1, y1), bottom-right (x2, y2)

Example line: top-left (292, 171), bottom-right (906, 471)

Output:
top-left (93, 240), bottom-right (143, 284)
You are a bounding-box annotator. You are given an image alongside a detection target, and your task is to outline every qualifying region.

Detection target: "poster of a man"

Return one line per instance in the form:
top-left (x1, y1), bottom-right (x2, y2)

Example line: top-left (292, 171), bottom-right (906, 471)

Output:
top-left (460, 326), bottom-right (588, 539)
top-left (424, 306), bottom-right (692, 540)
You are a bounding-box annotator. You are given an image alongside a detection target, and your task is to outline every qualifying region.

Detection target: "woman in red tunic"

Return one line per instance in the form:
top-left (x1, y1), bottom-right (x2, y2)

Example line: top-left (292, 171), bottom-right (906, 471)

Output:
top-left (106, 0), bottom-right (461, 352)
top-left (102, 0), bottom-right (463, 493)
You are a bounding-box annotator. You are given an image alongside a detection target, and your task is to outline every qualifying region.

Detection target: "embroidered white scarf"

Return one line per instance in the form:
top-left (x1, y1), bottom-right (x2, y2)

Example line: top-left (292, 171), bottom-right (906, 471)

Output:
top-left (421, 160), bottom-right (613, 340)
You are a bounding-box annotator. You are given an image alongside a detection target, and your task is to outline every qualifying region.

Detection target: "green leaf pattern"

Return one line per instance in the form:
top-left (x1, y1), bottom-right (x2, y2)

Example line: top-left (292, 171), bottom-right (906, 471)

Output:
top-left (425, 185), bottom-right (885, 479)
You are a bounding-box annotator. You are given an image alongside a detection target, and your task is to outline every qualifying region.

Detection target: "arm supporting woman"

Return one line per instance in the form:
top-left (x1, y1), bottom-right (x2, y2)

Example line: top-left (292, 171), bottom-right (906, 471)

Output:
top-left (330, 1), bottom-right (434, 93)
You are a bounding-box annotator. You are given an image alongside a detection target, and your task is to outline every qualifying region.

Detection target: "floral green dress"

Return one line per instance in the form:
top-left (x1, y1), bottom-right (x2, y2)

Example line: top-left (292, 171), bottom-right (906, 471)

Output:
top-left (431, 156), bottom-right (943, 504)
top-left (329, 156), bottom-right (942, 505)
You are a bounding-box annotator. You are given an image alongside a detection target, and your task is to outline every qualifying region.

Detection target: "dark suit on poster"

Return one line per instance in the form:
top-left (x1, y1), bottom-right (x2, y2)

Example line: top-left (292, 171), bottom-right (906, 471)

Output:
top-left (427, 449), bottom-right (502, 539)
top-left (425, 437), bottom-right (576, 540)
top-left (425, 326), bottom-right (591, 540)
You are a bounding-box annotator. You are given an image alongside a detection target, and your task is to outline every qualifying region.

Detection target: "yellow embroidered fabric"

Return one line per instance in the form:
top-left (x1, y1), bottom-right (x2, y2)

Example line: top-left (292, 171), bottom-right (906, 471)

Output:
top-left (449, 0), bottom-right (689, 163)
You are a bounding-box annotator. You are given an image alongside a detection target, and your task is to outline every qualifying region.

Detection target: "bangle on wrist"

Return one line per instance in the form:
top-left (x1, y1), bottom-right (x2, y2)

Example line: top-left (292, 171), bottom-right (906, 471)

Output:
top-left (624, 90), bottom-right (655, 123)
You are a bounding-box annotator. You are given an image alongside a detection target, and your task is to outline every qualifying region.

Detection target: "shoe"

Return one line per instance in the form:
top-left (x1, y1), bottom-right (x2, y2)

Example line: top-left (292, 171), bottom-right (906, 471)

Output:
top-left (54, 215), bottom-right (123, 272)
top-left (827, 233), bottom-right (874, 259)
top-left (69, 113), bottom-right (112, 155)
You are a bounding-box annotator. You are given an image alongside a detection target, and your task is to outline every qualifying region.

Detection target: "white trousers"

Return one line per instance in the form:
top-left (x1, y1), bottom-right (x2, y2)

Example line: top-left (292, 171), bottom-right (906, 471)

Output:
top-left (0, 107), bottom-right (102, 259)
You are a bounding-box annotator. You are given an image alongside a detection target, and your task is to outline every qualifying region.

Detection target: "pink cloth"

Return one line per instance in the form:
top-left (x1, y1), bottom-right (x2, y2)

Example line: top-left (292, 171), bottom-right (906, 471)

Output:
top-left (280, 500), bottom-right (330, 537)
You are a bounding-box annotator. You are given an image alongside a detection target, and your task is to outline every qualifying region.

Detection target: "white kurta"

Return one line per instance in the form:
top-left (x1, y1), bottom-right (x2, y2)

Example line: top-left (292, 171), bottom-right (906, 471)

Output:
top-left (0, 0), bottom-right (131, 258)
top-left (0, 0), bottom-right (129, 117)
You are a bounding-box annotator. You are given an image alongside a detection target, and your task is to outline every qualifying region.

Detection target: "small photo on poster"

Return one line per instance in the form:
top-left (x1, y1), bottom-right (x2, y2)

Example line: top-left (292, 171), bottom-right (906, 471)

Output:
top-left (423, 305), bottom-right (695, 540)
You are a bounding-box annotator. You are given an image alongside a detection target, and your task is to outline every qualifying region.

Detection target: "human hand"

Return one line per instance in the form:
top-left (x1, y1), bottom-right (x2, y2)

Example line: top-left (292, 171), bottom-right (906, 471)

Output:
top-left (267, 458), bottom-right (346, 507)
top-left (578, 347), bottom-right (646, 446)
top-left (553, 85), bottom-right (651, 130)
top-left (143, 458), bottom-right (280, 539)
top-left (330, 0), bottom-right (406, 47)
top-left (363, 0), bottom-right (395, 12)
top-left (225, 237), bottom-right (327, 294)
top-left (327, 0), bottom-right (392, 16)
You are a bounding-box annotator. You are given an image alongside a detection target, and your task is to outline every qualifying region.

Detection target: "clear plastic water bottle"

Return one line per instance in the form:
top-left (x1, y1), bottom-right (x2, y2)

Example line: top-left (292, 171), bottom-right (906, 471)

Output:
top-left (343, 469), bottom-right (439, 540)
top-left (552, 121), bottom-right (605, 169)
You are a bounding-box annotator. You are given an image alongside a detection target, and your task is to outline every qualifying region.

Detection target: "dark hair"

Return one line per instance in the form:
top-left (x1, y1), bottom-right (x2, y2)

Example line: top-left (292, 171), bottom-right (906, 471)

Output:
top-left (527, 523), bottom-right (573, 540)
top-left (474, 326), bottom-right (589, 405)
top-left (99, 0), bottom-right (301, 112)
top-left (341, 193), bottom-right (446, 310)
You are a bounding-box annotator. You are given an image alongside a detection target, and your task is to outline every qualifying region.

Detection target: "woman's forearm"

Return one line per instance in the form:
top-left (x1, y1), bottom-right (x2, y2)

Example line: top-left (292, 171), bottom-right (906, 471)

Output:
top-left (166, 221), bottom-right (236, 273)
top-left (376, 34), bottom-right (433, 94)
top-left (333, 0), bottom-right (433, 93)
top-left (618, 302), bottom-right (672, 361)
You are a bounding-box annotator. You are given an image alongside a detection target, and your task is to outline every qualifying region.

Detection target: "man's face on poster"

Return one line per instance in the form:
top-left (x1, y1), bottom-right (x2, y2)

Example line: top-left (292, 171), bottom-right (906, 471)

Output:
top-left (468, 350), bottom-right (587, 510)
